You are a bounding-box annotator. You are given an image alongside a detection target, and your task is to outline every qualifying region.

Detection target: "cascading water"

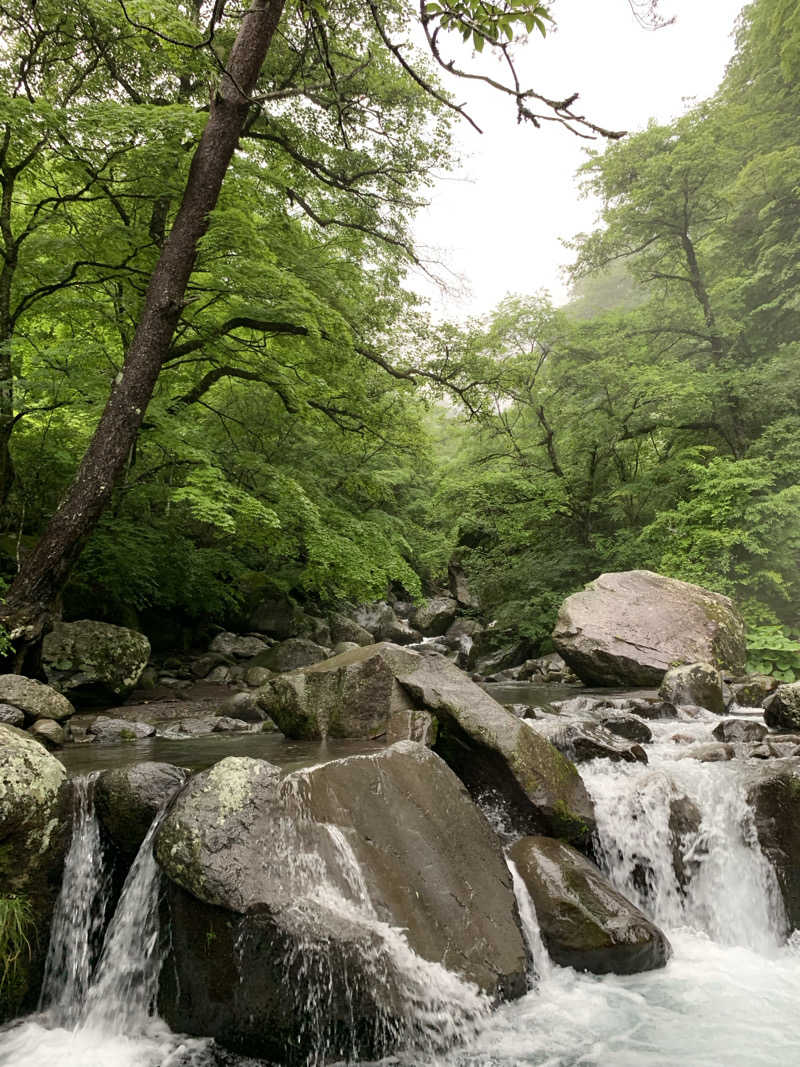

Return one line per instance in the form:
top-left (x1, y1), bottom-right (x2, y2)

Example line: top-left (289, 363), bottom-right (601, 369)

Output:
top-left (0, 778), bottom-right (211, 1067)
top-left (4, 725), bottom-right (800, 1067)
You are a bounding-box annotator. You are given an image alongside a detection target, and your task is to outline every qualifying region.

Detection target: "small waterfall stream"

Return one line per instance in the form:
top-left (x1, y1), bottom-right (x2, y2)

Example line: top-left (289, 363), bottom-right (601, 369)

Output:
top-left (3, 730), bottom-right (800, 1066)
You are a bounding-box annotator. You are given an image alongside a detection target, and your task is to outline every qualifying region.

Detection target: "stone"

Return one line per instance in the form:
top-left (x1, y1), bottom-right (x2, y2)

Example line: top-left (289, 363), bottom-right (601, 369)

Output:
top-left (257, 643), bottom-right (415, 740)
top-left (41, 619), bottom-right (151, 704)
top-left (668, 796), bottom-right (704, 893)
top-left (87, 717), bottom-right (156, 743)
top-left (327, 613), bottom-right (374, 647)
top-left (189, 652), bottom-right (234, 679)
top-left (552, 570), bottom-right (746, 686)
top-left (394, 651), bottom-right (596, 849)
top-left (379, 618), bottom-right (420, 646)
top-left (220, 690), bottom-right (265, 723)
top-left (205, 665), bottom-right (231, 684)
top-left (764, 682), bottom-right (800, 732)
top-left (96, 762), bottom-right (187, 860)
top-left (509, 836), bottom-right (670, 974)
top-left (711, 719), bottom-right (768, 743)
top-left (0, 704), bottom-right (24, 728)
top-left (347, 601), bottom-right (397, 637)
top-left (747, 760), bottom-right (800, 929)
top-left (596, 712), bottom-right (652, 744)
top-left (0, 724), bottom-right (68, 1020)
top-left (544, 722), bottom-right (648, 765)
top-left (623, 699), bottom-right (679, 721)
top-left (245, 665), bottom-right (273, 687)
top-left (448, 562), bottom-right (479, 608)
top-left (209, 632), bottom-right (269, 658)
top-left (659, 662), bottom-right (724, 715)
top-left (247, 593), bottom-right (305, 638)
top-left (688, 743), bottom-right (735, 763)
top-left (411, 596), bottom-right (459, 637)
top-left (28, 719), bottom-right (65, 748)
top-left (730, 675), bottom-right (778, 708)
top-left (386, 709), bottom-right (437, 746)
top-left (212, 716), bottom-right (252, 733)
top-left (0, 675), bottom-right (74, 722)
top-left (157, 718), bottom-right (217, 739)
top-left (156, 746), bottom-right (527, 1061)
top-left (250, 637), bottom-right (329, 673)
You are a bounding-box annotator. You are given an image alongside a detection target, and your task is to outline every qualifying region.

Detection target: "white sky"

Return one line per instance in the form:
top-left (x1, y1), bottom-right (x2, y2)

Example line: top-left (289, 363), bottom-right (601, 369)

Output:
top-left (411, 0), bottom-right (746, 317)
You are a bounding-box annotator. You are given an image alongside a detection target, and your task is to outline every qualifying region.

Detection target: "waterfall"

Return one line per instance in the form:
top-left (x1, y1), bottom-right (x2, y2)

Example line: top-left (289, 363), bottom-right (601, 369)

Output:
top-left (581, 754), bottom-right (787, 952)
top-left (38, 775), bottom-right (111, 1024)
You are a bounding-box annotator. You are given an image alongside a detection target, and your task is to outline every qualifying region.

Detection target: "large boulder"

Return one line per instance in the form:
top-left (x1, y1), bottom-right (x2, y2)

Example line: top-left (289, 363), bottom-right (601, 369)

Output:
top-left (209, 632), bottom-right (268, 658)
top-left (411, 596), bottom-right (459, 638)
top-left (250, 637), bottom-right (328, 673)
top-left (42, 619), bottom-right (151, 704)
top-left (659, 662), bottom-right (724, 715)
top-left (95, 762), bottom-right (187, 860)
top-left (394, 652), bottom-right (596, 849)
top-left (552, 571), bottom-right (746, 686)
top-left (763, 682), bottom-right (800, 732)
top-left (328, 612), bottom-right (374, 647)
top-left (746, 760), bottom-right (800, 930)
top-left (0, 724), bottom-right (69, 1020)
top-left (509, 836), bottom-right (671, 974)
top-left (0, 675), bottom-right (74, 722)
top-left (156, 746), bottom-right (525, 1062)
top-left (257, 643), bottom-right (416, 740)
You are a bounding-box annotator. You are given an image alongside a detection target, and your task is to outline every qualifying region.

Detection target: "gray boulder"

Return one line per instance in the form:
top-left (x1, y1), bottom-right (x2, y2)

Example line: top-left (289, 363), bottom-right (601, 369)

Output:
top-left (347, 601), bottom-right (397, 637)
top-left (386, 709), bottom-right (437, 746)
top-left (0, 724), bottom-right (68, 1019)
top-left (0, 674), bottom-right (74, 722)
top-left (747, 760), bottom-right (800, 929)
top-left (209, 632), bottom-right (268, 658)
top-left (250, 637), bottom-right (329, 673)
top-left (764, 682), bottom-right (800, 732)
top-left (28, 719), bottom-right (65, 748)
top-left (394, 651), bottom-right (596, 849)
top-left (543, 722), bottom-right (648, 765)
top-left (552, 570), bottom-right (746, 686)
top-left (659, 662), bottom-right (724, 715)
top-left (380, 618), bottom-right (421, 645)
top-left (448, 562), bottom-right (479, 608)
top-left (258, 643), bottom-right (415, 740)
top-left (730, 675), bottom-right (778, 708)
top-left (712, 719), bottom-right (768, 743)
top-left (87, 717), bottom-right (156, 743)
top-left (156, 746), bottom-right (527, 1061)
top-left (247, 593), bottom-right (304, 638)
top-left (96, 761), bottom-right (187, 860)
top-left (42, 619), bottom-right (151, 704)
top-left (509, 835), bottom-right (671, 974)
top-left (327, 612), bottom-right (374, 647)
top-left (0, 704), bottom-right (24, 728)
top-left (411, 596), bottom-right (458, 637)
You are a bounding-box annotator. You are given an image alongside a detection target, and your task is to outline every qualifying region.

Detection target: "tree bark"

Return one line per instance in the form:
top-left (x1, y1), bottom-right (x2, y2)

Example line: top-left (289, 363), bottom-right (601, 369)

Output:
top-left (0, 0), bottom-right (286, 655)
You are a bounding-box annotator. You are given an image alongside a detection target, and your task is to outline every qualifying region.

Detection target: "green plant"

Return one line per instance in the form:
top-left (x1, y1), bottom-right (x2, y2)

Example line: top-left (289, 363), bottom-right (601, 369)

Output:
top-left (746, 624), bottom-right (800, 682)
top-left (0, 896), bottom-right (35, 997)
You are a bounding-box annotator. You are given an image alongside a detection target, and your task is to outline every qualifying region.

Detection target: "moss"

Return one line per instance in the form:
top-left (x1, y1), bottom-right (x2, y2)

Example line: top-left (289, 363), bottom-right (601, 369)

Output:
top-left (0, 895), bottom-right (36, 1019)
top-left (119, 728), bottom-right (136, 742)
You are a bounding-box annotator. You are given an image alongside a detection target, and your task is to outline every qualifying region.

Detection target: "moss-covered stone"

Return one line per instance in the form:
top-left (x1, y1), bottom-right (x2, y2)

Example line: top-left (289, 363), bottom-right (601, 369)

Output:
top-left (0, 676), bottom-right (74, 723)
top-left (510, 835), bottom-right (671, 974)
top-left (42, 619), bottom-right (150, 705)
top-left (0, 724), bottom-right (69, 1021)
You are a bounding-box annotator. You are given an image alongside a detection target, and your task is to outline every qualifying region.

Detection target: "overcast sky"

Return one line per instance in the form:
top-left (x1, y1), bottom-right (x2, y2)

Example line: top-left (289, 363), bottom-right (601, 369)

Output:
top-left (411, 0), bottom-right (746, 317)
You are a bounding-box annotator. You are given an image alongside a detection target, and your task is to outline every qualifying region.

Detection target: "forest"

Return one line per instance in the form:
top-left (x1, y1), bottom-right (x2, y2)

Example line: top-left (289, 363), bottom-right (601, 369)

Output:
top-left (0, 0), bottom-right (798, 676)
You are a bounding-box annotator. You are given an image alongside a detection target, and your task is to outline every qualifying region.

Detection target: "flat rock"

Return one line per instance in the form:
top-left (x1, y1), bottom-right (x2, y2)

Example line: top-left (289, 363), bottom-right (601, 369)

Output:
top-left (87, 717), bottom-right (156, 743)
top-left (552, 570), bottom-right (746, 686)
top-left (510, 835), bottom-right (670, 974)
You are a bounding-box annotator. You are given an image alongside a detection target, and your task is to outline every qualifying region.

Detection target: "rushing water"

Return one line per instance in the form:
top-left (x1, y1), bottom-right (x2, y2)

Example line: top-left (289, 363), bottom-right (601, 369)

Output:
top-left (4, 707), bottom-right (800, 1066)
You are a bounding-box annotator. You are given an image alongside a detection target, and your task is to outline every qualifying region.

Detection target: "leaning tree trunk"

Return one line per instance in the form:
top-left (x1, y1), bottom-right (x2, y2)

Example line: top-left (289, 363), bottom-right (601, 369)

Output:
top-left (0, 0), bottom-right (286, 662)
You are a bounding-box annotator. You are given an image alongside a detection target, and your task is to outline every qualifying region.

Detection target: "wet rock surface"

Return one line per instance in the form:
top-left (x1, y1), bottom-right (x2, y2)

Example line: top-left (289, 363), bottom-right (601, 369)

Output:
top-left (96, 761), bottom-right (187, 859)
top-left (659, 662), bottom-right (725, 716)
top-left (510, 835), bottom-right (671, 974)
top-left (746, 759), bottom-right (800, 930)
top-left (763, 682), bottom-right (800, 732)
top-left (156, 744), bottom-right (526, 1061)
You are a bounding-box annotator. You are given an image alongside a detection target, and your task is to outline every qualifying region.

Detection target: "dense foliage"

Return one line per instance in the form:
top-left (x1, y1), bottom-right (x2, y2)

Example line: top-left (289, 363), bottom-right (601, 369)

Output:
top-left (0, 0), bottom-right (797, 660)
top-left (423, 0), bottom-right (800, 651)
